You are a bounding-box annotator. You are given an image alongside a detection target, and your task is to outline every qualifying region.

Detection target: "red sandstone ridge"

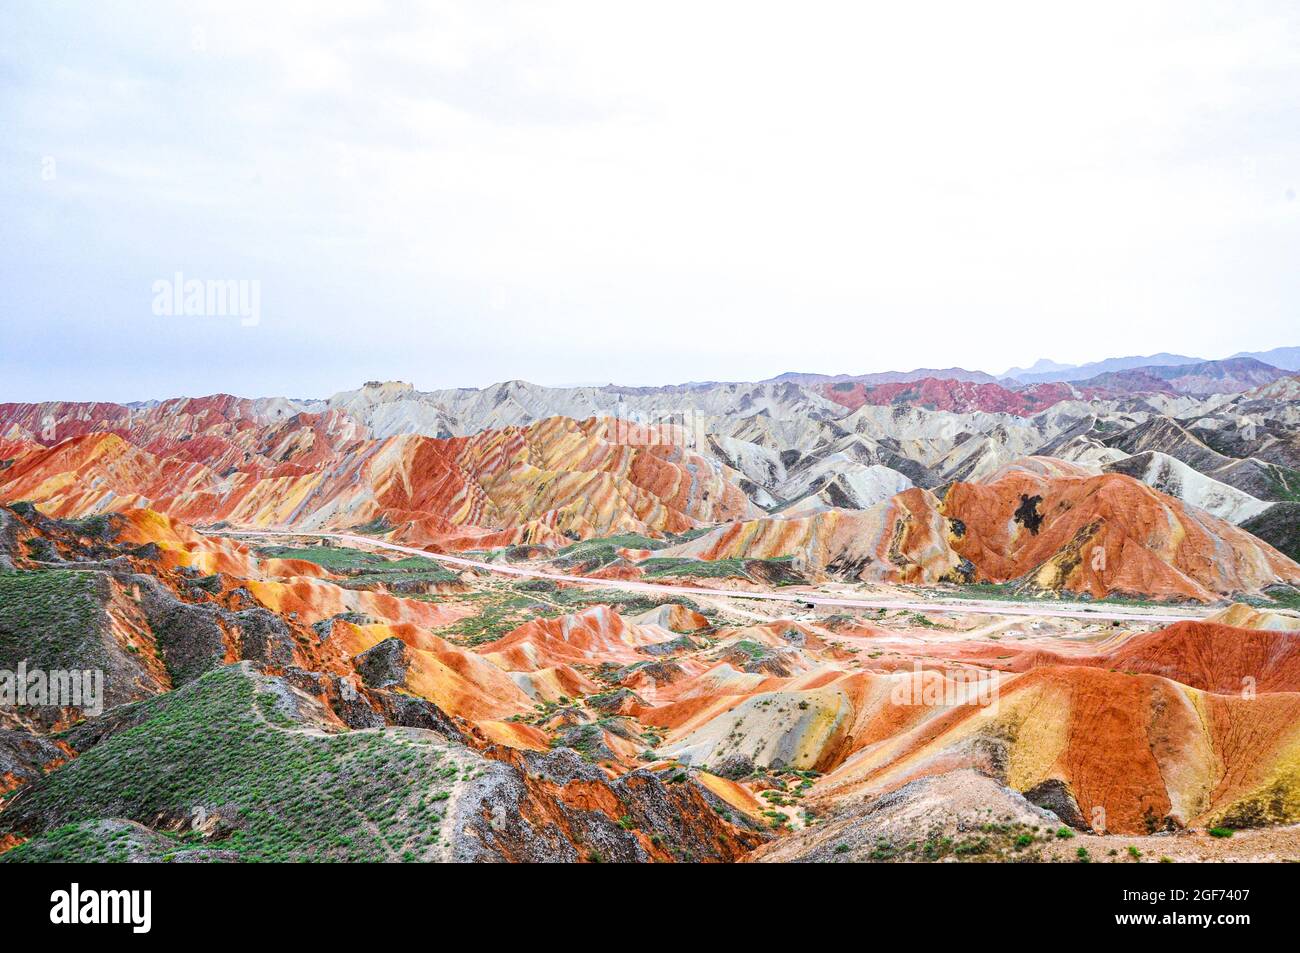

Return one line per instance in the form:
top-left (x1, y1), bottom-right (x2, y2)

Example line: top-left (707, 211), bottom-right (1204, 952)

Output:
top-left (0, 395), bottom-right (365, 471)
top-left (0, 416), bottom-right (757, 549)
top-left (943, 458), bottom-right (1300, 601)
top-left (816, 378), bottom-right (1095, 415)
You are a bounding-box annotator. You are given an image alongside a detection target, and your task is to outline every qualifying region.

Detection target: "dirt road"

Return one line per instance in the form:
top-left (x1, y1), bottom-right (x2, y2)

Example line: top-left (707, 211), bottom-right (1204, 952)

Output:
top-left (219, 529), bottom-right (1213, 624)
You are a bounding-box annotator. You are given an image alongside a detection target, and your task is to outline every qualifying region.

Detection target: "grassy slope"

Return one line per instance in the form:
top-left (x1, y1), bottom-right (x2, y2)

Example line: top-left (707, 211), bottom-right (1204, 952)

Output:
top-left (1, 666), bottom-right (477, 863)
top-left (0, 570), bottom-right (106, 668)
top-left (639, 556), bottom-right (795, 581)
top-left (1240, 503), bottom-right (1300, 563)
top-left (256, 543), bottom-right (389, 569)
top-left (258, 544), bottom-right (460, 585)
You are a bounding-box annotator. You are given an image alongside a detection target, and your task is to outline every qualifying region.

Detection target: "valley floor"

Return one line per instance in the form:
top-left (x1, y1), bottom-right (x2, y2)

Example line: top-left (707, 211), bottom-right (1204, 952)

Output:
top-left (4, 506), bottom-right (1300, 863)
top-left (225, 529), bottom-right (1215, 625)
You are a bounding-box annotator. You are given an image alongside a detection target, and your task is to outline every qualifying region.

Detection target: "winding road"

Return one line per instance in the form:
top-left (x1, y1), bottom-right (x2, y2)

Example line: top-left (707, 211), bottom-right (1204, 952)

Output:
top-left (217, 529), bottom-right (1215, 625)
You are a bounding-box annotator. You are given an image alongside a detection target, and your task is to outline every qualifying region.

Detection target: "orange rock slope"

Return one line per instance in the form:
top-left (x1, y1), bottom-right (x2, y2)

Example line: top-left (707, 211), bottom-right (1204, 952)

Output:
top-left (608, 610), bottom-right (1300, 834)
top-left (665, 457), bottom-right (1300, 601)
top-left (805, 664), bottom-right (1300, 834)
top-left (943, 458), bottom-right (1300, 601)
top-left (1007, 620), bottom-right (1300, 693)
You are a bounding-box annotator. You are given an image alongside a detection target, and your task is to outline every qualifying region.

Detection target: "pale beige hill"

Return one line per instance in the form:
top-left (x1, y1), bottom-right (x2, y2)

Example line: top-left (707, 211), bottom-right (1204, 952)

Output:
top-left (1207, 603), bottom-right (1300, 631)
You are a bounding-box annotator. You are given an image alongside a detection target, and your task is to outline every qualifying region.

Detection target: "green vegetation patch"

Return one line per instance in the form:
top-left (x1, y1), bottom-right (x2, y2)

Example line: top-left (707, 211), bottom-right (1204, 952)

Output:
top-left (950, 581), bottom-right (1165, 608)
top-left (638, 556), bottom-right (796, 582)
top-left (257, 544), bottom-right (460, 587)
top-left (257, 544), bottom-right (388, 570)
top-left (434, 592), bottom-right (544, 647)
top-left (339, 567), bottom-right (461, 589)
top-left (553, 533), bottom-right (667, 568)
top-left (1254, 585), bottom-right (1300, 611)
top-left (639, 557), bottom-right (755, 580)
top-left (430, 581), bottom-right (716, 648)
top-left (1263, 464), bottom-right (1300, 504)
top-left (0, 570), bottom-right (107, 669)
top-left (1, 666), bottom-right (468, 863)
top-left (544, 586), bottom-right (710, 617)
top-left (1240, 506), bottom-right (1300, 564)
top-left (346, 516), bottom-right (393, 535)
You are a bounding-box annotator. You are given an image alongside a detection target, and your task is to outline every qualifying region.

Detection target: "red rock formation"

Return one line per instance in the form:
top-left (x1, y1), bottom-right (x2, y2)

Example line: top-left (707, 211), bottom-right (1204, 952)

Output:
top-left (669, 459), bottom-right (1300, 600)
top-left (0, 416), bottom-right (756, 549)
top-left (944, 461), bottom-right (1300, 600)
top-left (817, 378), bottom-right (1093, 415)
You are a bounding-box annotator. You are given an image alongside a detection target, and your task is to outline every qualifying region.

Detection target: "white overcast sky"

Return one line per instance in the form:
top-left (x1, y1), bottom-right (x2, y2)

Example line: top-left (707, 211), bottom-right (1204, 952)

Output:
top-left (2, 1), bottom-right (1298, 401)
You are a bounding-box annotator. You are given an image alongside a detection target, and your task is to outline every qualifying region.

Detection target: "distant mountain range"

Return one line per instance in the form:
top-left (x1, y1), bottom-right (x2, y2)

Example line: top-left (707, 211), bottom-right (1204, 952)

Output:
top-left (1069, 357), bottom-right (1286, 396)
top-left (762, 346), bottom-right (1299, 392)
top-left (1233, 346), bottom-right (1300, 371)
top-left (765, 367), bottom-right (999, 386)
top-left (998, 345), bottom-right (1300, 383)
top-left (999, 358), bottom-right (1077, 378)
top-left (759, 356), bottom-right (1294, 416)
top-left (1002, 352), bottom-right (1203, 384)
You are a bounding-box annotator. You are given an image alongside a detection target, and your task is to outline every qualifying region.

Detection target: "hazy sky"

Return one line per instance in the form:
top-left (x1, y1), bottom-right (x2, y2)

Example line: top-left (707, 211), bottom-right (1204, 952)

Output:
top-left (2, 1), bottom-right (1298, 402)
